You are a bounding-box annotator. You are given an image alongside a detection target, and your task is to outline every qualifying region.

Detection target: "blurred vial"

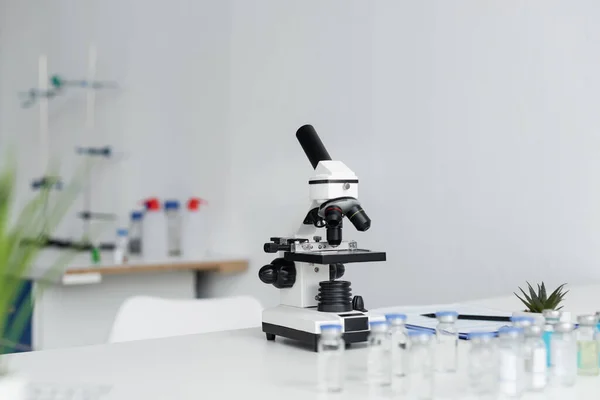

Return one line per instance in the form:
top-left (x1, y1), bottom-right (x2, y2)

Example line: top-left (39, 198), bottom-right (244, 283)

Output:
top-left (523, 325), bottom-right (547, 392)
top-left (577, 315), bottom-right (599, 376)
top-left (498, 326), bottom-right (525, 398)
top-left (317, 324), bottom-right (345, 393)
top-left (128, 211), bottom-right (143, 256)
top-left (368, 321), bottom-right (392, 387)
top-left (468, 331), bottom-right (497, 397)
top-left (512, 316), bottom-right (535, 329)
top-left (550, 322), bottom-right (577, 387)
top-left (435, 311), bottom-right (459, 373)
top-left (407, 331), bottom-right (435, 400)
top-left (542, 309), bottom-right (562, 367)
top-left (386, 313), bottom-right (408, 378)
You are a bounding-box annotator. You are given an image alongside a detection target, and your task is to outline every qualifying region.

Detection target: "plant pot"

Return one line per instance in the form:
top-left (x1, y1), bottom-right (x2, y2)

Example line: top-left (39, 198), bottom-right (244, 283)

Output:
top-left (0, 364), bottom-right (27, 400)
top-left (512, 310), bottom-right (545, 326)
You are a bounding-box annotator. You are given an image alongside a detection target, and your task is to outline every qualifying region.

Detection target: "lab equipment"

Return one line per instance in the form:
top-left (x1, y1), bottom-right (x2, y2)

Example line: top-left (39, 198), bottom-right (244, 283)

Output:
top-left (386, 313), bottom-right (408, 377)
top-left (164, 200), bottom-right (182, 257)
top-left (317, 324), bottom-right (345, 393)
top-left (577, 314), bottom-right (599, 376)
top-left (550, 322), bottom-right (577, 387)
top-left (512, 316), bottom-right (535, 329)
top-left (258, 125), bottom-right (387, 351)
top-left (467, 331), bottom-right (497, 397)
top-left (497, 326), bottom-right (525, 398)
top-left (523, 325), bottom-right (547, 391)
top-left (142, 198), bottom-right (167, 259)
top-left (367, 321), bottom-right (392, 387)
top-left (182, 197), bottom-right (209, 258)
top-left (543, 309), bottom-right (561, 367)
top-left (114, 229), bottom-right (128, 264)
top-left (435, 311), bottom-right (459, 372)
top-left (128, 211), bottom-right (143, 256)
top-left (407, 331), bottom-right (435, 400)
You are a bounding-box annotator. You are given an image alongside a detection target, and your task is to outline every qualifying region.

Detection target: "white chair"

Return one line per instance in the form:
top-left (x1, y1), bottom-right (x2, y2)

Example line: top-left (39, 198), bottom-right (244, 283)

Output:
top-left (108, 295), bottom-right (263, 343)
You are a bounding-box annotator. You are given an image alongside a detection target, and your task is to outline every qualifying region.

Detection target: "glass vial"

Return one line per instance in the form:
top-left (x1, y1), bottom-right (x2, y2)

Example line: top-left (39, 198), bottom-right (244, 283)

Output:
top-left (498, 326), bottom-right (525, 398)
top-left (386, 313), bottom-right (408, 378)
top-left (523, 325), bottom-right (547, 391)
top-left (512, 316), bottom-right (535, 329)
top-left (407, 331), bottom-right (435, 400)
top-left (164, 200), bottom-right (182, 257)
top-left (577, 314), bottom-right (599, 376)
top-left (368, 321), bottom-right (392, 387)
top-left (114, 228), bottom-right (128, 264)
top-left (128, 211), bottom-right (143, 256)
top-left (317, 324), bottom-right (345, 393)
top-left (467, 331), bottom-right (497, 397)
top-left (550, 322), bottom-right (577, 387)
top-left (542, 309), bottom-right (562, 367)
top-left (435, 311), bottom-right (459, 373)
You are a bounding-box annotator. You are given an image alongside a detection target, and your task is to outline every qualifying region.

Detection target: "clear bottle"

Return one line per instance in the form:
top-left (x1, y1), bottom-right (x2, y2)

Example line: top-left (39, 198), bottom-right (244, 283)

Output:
top-left (407, 331), bottom-right (435, 400)
top-left (550, 322), bottom-right (577, 387)
top-left (317, 324), bottom-right (345, 393)
top-left (386, 313), bottom-right (408, 378)
top-left (113, 228), bottom-right (128, 264)
top-left (577, 314), bottom-right (599, 376)
top-left (467, 331), bottom-right (497, 397)
top-left (128, 211), bottom-right (143, 256)
top-left (542, 309), bottom-right (562, 367)
top-left (367, 321), bottom-right (392, 388)
top-left (511, 316), bottom-right (535, 329)
top-left (523, 325), bottom-right (547, 391)
top-left (164, 200), bottom-right (182, 257)
top-left (497, 326), bottom-right (525, 398)
top-left (435, 311), bottom-right (459, 373)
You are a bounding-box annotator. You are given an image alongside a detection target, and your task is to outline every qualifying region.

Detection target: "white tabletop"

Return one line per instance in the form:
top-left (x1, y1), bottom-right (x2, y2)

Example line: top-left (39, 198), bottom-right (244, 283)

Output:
top-left (3, 285), bottom-right (600, 399)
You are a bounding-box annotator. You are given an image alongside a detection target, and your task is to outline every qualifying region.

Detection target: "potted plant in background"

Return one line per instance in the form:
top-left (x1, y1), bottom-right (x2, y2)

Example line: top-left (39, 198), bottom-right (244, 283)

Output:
top-left (0, 163), bottom-right (80, 398)
top-left (513, 282), bottom-right (568, 325)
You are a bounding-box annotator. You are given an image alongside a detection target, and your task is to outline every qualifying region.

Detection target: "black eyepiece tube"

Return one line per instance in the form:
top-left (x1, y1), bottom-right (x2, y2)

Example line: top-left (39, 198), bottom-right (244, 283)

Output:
top-left (296, 124), bottom-right (332, 169)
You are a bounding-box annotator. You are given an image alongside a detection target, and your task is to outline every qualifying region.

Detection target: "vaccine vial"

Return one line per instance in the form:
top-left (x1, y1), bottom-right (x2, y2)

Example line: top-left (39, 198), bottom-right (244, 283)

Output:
top-left (497, 326), bottom-right (525, 398)
top-left (128, 211), bottom-right (143, 256)
top-left (368, 321), bottom-right (392, 387)
top-left (113, 228), bottom-right (128, 264)
top-left (467, 331), bottom-right (497, 397)
top-left (542, 309), bottom-right (562, 367)
top-left (435, 311), bottom-right (459, 373)
top-left (317, 324), bottom-right (345, 393)
top-left (385, 313), bottom-right (408, 378)
top-left (523, 325), bottom-right (547, 391)
top-left (511, 316), bottom-right (535, 329)
top-left (164, 200), bottom-right (182, 257)
top-left (407, 331), bottom-right (435, 400)
top-left (550, 322), bottom-right (577, 387)
top-left (577, 314), bottom-right (599, 376)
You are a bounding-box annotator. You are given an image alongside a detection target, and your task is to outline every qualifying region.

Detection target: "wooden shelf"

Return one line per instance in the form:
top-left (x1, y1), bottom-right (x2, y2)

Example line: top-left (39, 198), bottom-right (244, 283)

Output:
top-left (65, 259), bottom-right (248, 276)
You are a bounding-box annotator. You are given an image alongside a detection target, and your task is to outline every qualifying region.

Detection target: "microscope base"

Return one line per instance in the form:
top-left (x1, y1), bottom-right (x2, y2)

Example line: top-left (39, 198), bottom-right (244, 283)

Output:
top-left (262, 305), bottom-right (385, 352)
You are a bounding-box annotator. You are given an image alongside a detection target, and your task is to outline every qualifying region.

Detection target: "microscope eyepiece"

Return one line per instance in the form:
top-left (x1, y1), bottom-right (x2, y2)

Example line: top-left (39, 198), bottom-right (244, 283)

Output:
top-left (347, 204), bottom-right (371, 232)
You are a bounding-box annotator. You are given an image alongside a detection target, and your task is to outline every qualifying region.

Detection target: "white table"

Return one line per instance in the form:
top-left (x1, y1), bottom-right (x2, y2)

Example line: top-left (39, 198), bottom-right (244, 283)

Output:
top-left (3, 285), bottom-right (600, 399)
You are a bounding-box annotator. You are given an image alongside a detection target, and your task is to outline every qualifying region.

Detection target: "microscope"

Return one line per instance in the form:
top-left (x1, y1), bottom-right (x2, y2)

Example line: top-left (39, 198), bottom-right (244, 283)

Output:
top-left (259, 125), bottom-right (387, 351)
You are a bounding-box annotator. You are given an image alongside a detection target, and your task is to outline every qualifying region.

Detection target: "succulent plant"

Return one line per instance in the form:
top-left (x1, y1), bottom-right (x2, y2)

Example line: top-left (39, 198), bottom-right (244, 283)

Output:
top-left (514, 282), bottom-right (568, 313)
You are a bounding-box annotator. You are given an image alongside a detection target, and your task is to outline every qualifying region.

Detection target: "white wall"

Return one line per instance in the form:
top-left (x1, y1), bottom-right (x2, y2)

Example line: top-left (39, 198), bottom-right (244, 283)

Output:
top-left (2, 1), bottom-right (600, 313)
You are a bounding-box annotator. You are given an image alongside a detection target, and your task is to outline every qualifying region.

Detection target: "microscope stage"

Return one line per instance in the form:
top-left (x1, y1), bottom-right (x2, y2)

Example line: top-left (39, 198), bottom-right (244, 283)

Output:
top-left (283, 249), bottom-right (386, 264)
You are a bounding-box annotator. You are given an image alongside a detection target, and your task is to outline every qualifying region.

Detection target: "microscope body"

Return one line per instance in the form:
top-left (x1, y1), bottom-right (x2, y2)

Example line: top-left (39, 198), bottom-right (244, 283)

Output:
top-left (259, 125), bottom-right (386, 351)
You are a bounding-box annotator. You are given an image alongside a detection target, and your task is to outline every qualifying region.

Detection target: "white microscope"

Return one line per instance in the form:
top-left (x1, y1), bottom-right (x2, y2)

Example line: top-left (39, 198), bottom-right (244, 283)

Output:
top-left (259, 124), bottom-right (387, 351)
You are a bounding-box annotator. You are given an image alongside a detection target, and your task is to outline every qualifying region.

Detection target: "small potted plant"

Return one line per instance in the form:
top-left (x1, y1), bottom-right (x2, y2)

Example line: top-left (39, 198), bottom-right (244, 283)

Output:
top-left (513, 282), bottom-right (568, 325)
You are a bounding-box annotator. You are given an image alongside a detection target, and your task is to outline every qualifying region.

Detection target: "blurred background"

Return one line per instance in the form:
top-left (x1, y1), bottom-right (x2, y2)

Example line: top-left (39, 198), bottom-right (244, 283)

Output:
top-left (1, 0), bottom-right (600, 350)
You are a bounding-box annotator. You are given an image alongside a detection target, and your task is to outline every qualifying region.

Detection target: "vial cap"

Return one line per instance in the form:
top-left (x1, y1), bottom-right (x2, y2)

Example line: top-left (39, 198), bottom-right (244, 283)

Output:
top-left (468, 331), bottom-right (496, 340)
top-left (525, 325), bottom-right (543, 337)
top-left (577, 314), bottom-right (598, 326)
top-left (117, 228), bottom-right (128, 236)
top-left (408, 330), bottom-right (433, 343)
top-left (144, 198), bottom-right (161, 211)
top-left (498, 326), bottom-right (524, 339)
top-left (511, 316), bottom-right (535, 328)
top-left (369, 321), bottom-right (389, 332)
top-left (164, 200), bottom-right (180, 210)
top-left (188, 197), bottom-right (207, 211)
top-left (554, 322), bottom-right (575, 333)
top-left (131, 211), bottom-right (143, 220)
top-left (385, 313), bottom-right (407, 322)
top-left (436, 311), bottom-right (458, 323)
top-left (320, 324), bottom-right (342, 333)
top-left (542, 309), bottom-right (561, 320)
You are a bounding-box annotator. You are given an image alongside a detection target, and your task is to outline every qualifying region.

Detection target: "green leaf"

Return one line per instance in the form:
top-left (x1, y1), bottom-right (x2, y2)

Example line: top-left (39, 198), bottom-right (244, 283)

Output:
top-left (546, 284), bottom-right (567, 309)
top-left (514, 292), bottom-right (533, 310)
top-left (540, 282), bottom-right (547, 303)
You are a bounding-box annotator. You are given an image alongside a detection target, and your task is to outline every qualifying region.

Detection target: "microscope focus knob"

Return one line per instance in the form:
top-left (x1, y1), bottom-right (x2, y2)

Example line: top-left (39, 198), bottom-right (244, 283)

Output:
top-left (258, 258), bottom-right (296, 288)
top-left (263, 243), bottom-right (291, 253)
top-left (352, 295), bottom-right (367, 312)
top-left (258, 265), bottom-right (277, 284)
